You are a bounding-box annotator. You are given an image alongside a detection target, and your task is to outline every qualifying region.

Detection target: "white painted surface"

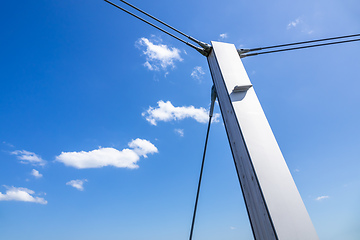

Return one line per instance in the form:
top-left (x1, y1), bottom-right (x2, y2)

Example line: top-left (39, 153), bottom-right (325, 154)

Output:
top-left (207, 41), bottom-right (318, 240)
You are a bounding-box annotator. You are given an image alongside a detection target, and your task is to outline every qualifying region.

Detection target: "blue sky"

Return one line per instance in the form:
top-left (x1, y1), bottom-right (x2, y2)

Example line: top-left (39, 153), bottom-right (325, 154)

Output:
top-left (0, 0), bottom-right (359, 239)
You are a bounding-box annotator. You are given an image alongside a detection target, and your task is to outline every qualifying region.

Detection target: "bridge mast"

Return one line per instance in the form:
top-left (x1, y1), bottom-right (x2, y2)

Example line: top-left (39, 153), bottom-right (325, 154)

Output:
top-left (207, 41), bottom-right (318, 240)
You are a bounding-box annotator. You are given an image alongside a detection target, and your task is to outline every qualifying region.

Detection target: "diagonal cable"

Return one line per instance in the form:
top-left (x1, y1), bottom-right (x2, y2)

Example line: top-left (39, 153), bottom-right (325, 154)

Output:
top-left (240, 38), bottom-right (360, 58)
top-left (244, 33), bottom-right (360, 53)
top-left (103, 0), bottom-right (209, 56)
top-left (189, 86), bottom-right (217, 240)
top-left (117, 0), bottom-right (211, 50)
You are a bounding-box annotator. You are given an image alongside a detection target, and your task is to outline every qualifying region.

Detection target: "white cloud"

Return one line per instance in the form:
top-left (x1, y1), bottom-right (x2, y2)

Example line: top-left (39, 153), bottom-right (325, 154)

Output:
top-left (11, 150), bottom-right (46, 166)
top-left (174, 129), bottom-right (184, 137)
top-left (287, 18), bottom-right (313, 34)
top-left (56, 139), bottom-right (158, 169)
top-left (144, 61), bottom-right (157, 71)
top-left (31, 169), bottom-right (43, 178)
top-left (220, 33), bottom-right (228, 39)
top-left (136, 37), bottom-right (183, 71)
top-left (315, 195), bottom-right (330, 201)
top-left (142, 100), bottom-right (220, 126)
top-left (66, 179), bottom-right (87, 191)
top-left (128, 138), bottom-right (159, 158)
top-left (191, 66), bottom-right (205, 81)
top-left (287, 18), bottom-right (301, 29)
top-left (0, 186), bottom-right (47, 204)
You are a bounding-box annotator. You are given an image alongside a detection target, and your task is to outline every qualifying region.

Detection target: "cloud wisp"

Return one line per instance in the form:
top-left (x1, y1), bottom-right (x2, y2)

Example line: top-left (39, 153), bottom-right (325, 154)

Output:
top-left (0, 186), bottom-right (47, 204)
top-left (31, 169), bottom-right (43, 178)
top-left (66, 179), bottom-right (87, 191)
top-left (191, 66), bottom-right (205, 81)
top-left (287, 18), bottom-right (301, 29)
top-left (287, 17), bottom-right (313, 34)
top-left (142, 100), bottom-right (220, 126)
top-left (136, 37), bottom-right (183, 72)
top-left (11, 150), bottom-right (46, 166)
top-left (315, 195), bottom-right (330, 201)
top-left (174, 129), bottom-right (184, 137)
top-left (219, 33), bottom-right (228, 39)
top-left (56, 139), bottom-right (158, 169)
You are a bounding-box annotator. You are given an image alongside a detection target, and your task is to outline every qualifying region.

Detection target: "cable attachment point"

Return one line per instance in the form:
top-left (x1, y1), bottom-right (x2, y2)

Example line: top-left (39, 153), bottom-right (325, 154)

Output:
top-left (188, 36), bottom-right (212, 54)
top-left (209, 85), bottom-right (217, 117)
top-left (193, 46), bottom-right (210, 57)
top-left (237, 49), bottom-right (251, 58)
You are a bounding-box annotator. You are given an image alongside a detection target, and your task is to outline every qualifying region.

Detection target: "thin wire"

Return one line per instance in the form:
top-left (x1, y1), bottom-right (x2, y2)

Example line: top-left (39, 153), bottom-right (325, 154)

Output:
top-left (189, 86), bottom-right (216, 240)
top-left (103, 0), bottom-right (207, 55)
top-left (241, 38), bottom-right (360, 57)
top-left (247, 33), bottom-right (360, 52)
top-left (117, 0), bottom-right (211, 50)
top-left (189, 113), bottom-right (212, 240)
top-left (118, 0), bottom-right (191, 41)
top-left (104, 0), bottom-right (189, 47)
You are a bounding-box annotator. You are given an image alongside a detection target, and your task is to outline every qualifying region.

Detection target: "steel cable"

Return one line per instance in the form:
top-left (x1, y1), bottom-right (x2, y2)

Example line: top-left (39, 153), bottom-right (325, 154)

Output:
top-left (240, 38), bottom-right (360, 58)
top-left (246, 33), bottom-right (360, 52)
top-left (103, 0), bottom-right (209, 56)
top-left (189, 86), bottom-right (217, 240)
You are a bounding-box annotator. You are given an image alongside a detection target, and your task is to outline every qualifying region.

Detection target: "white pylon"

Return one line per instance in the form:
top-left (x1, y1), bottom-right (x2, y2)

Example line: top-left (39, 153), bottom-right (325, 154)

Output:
top-left (207, 41), bottom-right (318, 240)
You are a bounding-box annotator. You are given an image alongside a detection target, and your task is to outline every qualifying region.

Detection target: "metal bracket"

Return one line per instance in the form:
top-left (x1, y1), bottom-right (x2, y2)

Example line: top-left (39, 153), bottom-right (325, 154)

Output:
top-left (237, 48), bottom-right (251, 58)
top-left (232, 84), bottom-right (253, 93)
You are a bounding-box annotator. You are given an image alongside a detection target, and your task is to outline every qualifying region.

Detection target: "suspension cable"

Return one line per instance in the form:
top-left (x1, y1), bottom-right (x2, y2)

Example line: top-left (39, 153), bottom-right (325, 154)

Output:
top-left (240, 37), bottom-right (360, 58)
top-left (103, 0), bottom-right (209, 56)
top-left (189, 86), bottom-right (217, 240)
top-left (117, 0), bottom-right (211, 50)
top-left (245, 33), bottom-right (360, 52)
